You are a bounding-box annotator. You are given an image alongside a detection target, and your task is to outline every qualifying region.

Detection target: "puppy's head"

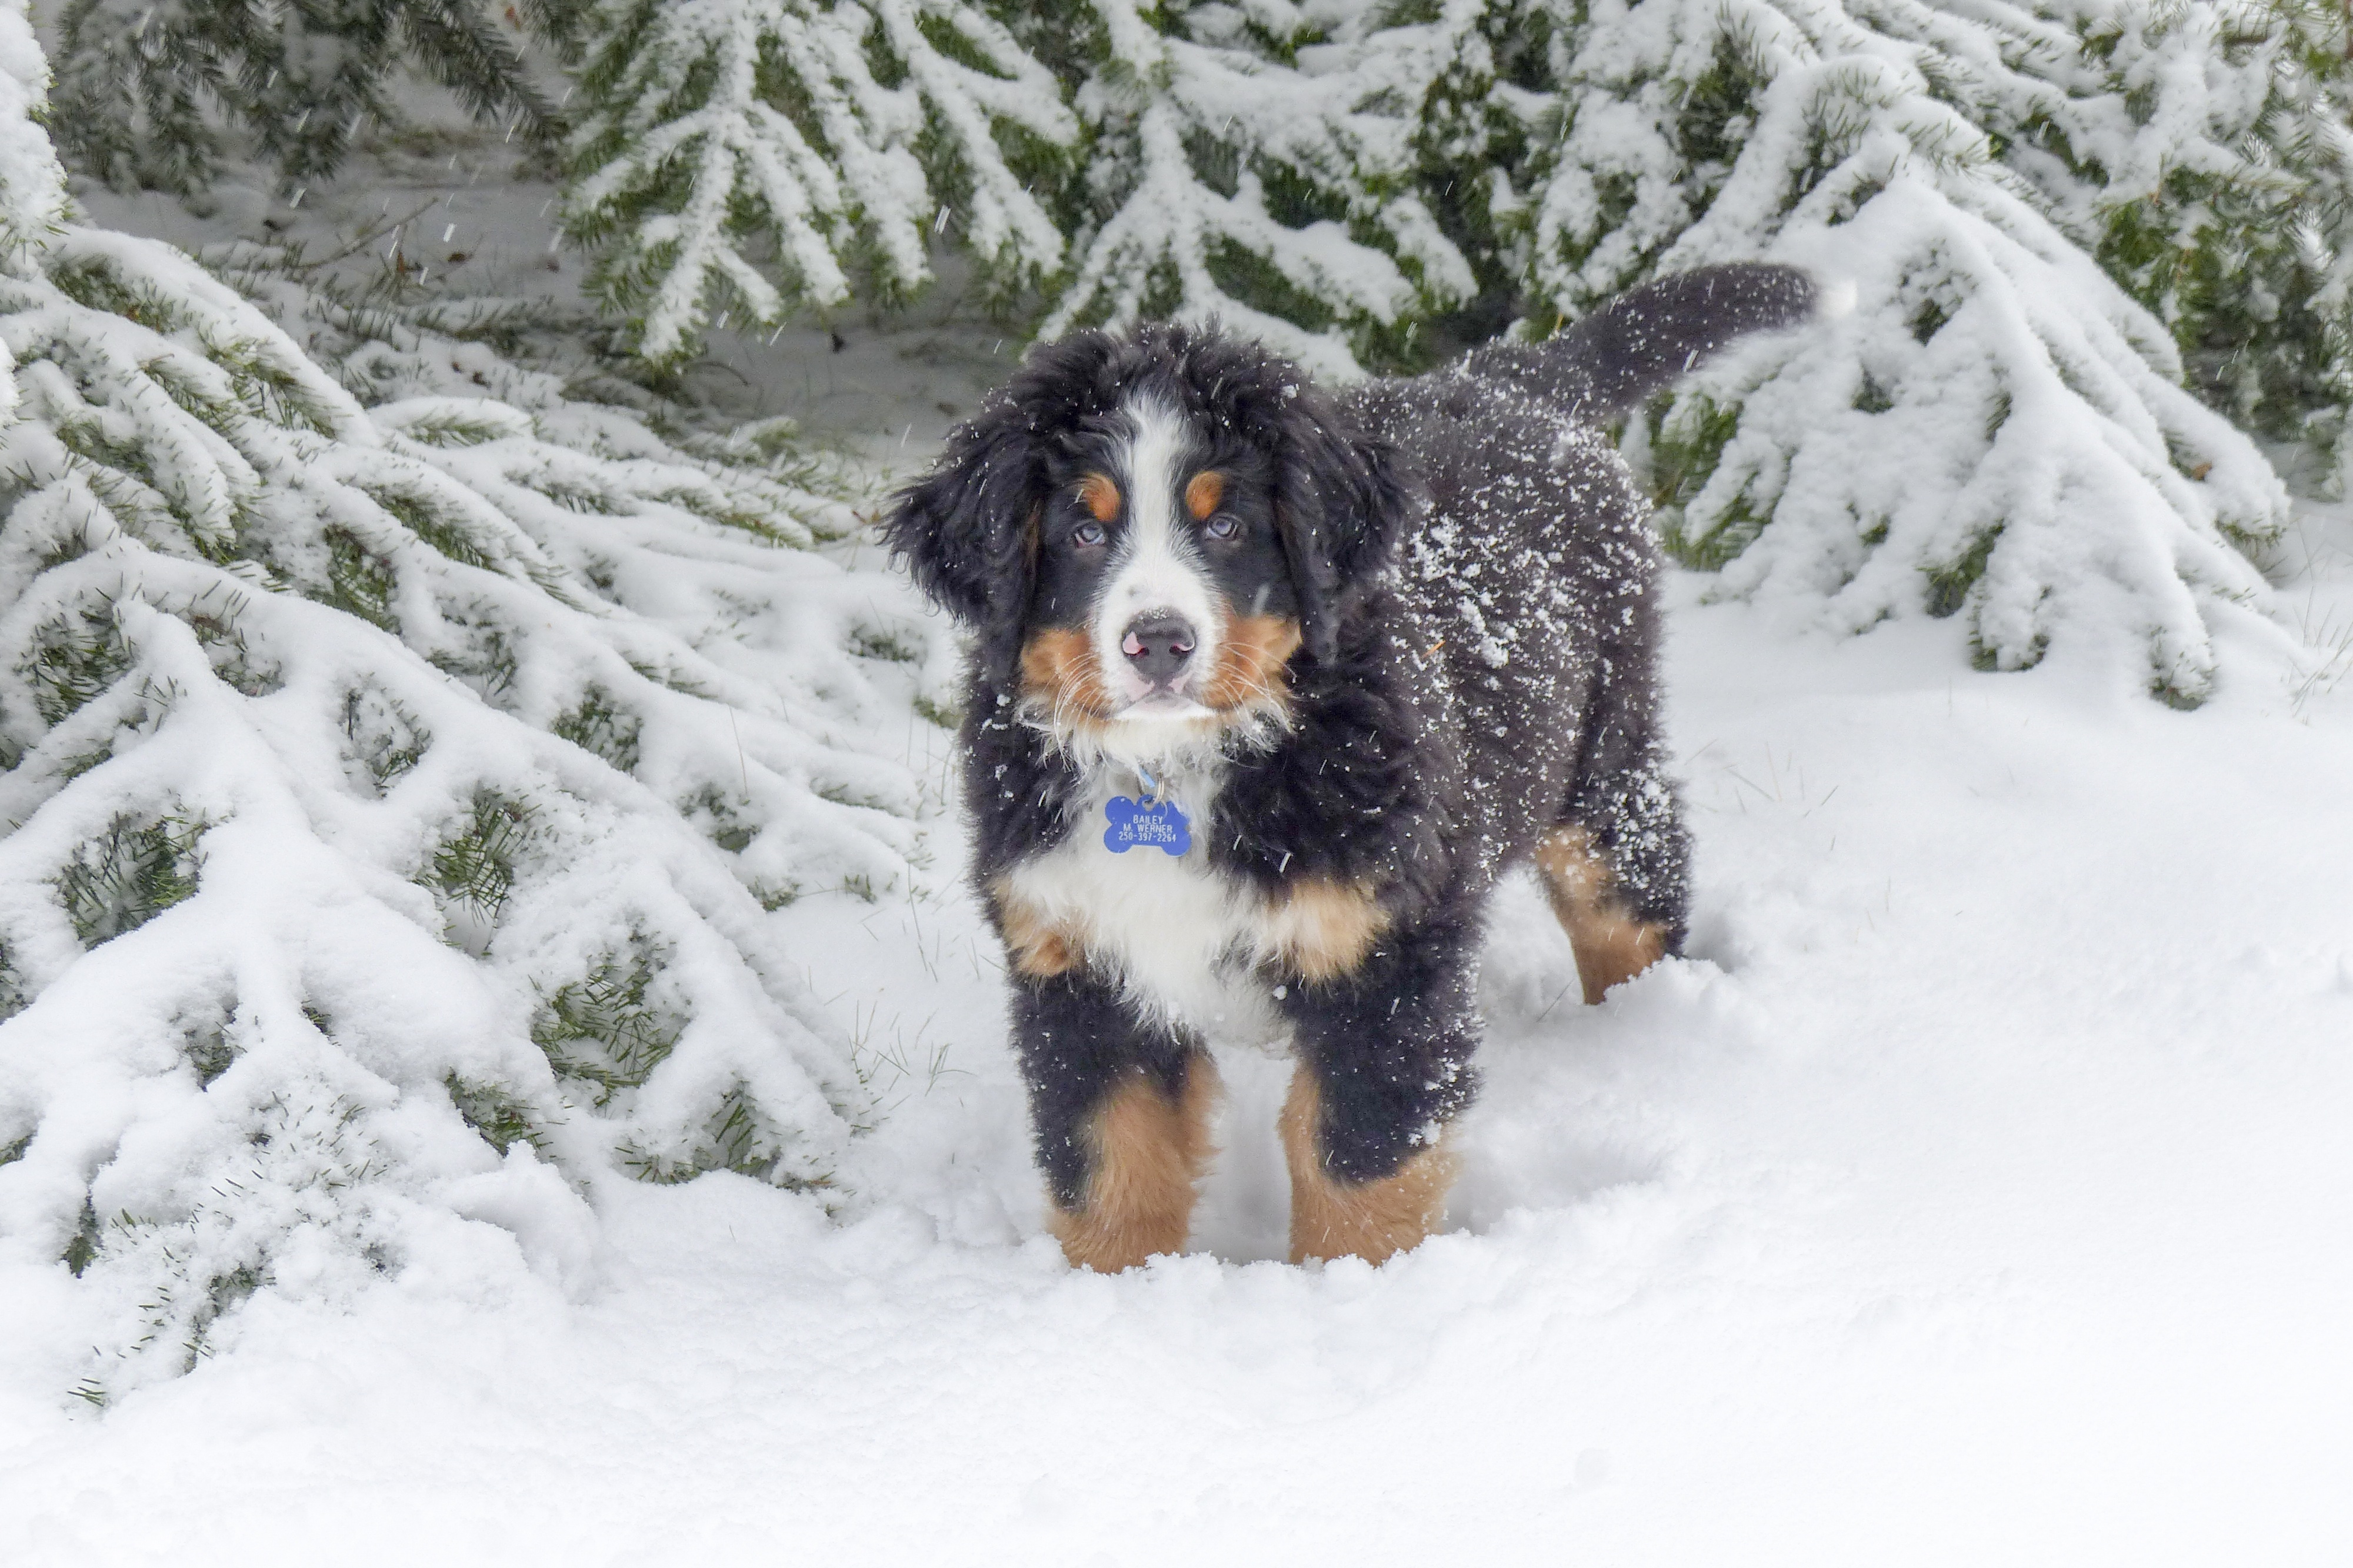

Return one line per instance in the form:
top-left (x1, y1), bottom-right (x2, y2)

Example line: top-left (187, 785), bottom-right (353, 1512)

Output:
top-left (883, 322), bottom-right (1414, 757)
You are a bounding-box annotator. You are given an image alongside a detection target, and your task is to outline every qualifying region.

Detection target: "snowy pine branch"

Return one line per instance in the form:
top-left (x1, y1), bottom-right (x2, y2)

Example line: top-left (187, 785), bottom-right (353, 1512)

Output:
top-left (561, 0), bottom-right (1075, 363)
top-left (52, 0), bottom-right (564, 194)
top-left (0, 211), bottom-right (949, 1399)
top-left (1494, 0), bottom-right (2291, 699)
top-left (1041, 0), bottom-right (1477, 377)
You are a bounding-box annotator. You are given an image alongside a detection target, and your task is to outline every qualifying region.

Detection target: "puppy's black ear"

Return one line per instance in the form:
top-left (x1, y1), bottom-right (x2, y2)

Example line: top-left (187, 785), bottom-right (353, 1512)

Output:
top-left (881, 395), bottom-right (1049, 686)
top-left (1274, 391), bottom-right (1418, 662)
top-left (882, 331), bottom-right (1125, 686)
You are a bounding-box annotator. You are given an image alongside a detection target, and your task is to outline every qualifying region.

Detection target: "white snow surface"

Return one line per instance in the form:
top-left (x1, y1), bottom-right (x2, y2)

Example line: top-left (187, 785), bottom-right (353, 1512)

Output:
top-left (4, 496), bottom-right (2349, 1560)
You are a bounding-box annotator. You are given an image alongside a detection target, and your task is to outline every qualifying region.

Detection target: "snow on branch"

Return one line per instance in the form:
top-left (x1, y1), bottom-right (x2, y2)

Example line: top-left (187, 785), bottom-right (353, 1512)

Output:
top-left (2021, 0), bottom-right (2353, 477)
top-left (1521, 0), bottom-right (2289, 700)
top-left (563, 0), bottom-right (1075, 363)
top-left (1043, 0), bottom-right (1477, 378)
top-left (0, 0), bottom-right (61, 259)
top-left (51, 0), bottom-right (560, 194)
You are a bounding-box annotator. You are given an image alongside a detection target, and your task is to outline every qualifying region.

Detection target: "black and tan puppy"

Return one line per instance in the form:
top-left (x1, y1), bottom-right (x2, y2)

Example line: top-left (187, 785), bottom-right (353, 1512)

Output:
top-left (884, 265), bottom-right (1819, 1270)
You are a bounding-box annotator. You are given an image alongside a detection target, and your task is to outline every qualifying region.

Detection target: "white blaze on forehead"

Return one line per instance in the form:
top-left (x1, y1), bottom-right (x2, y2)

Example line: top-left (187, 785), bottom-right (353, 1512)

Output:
top-left (1096, 396), bottom-right (1221, 710)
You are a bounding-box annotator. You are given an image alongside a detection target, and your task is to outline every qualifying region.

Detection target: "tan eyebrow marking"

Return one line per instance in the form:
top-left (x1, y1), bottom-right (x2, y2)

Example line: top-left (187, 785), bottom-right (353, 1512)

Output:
top-left (1078, 473), bottom-right (1121, 523)
top-left (1185, 470), bottom-right (1225, 521)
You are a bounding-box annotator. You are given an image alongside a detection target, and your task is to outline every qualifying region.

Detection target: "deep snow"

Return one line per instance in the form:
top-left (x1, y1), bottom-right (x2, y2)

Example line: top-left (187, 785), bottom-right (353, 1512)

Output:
top-left (4, 503), bottom-right (2350, 1561)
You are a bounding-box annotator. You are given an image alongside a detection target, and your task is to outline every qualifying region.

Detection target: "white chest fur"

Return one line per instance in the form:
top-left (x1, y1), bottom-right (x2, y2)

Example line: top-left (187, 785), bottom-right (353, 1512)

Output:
top-left (999, 772), bottom-right (1282, 1040)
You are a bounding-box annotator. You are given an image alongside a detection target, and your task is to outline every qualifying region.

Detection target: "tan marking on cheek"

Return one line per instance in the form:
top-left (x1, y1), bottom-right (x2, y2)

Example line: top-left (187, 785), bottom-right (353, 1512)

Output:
top-left (1049, 1063), bottom-right (1221, 1272)
top-left (1078, 472), bottom-right (1120, 523)
top-left (1185, 470), bottom-right (1224, 521)
top-left (1201, 612), bottom-right (1302, 713)
top-left (1279, 1070), bottom-right (1456, 1265)
top-left (1533, 825), bottom-right (1669, 1005)
top-left (992, 878), bottom-right (1085, 979)
top-left (1020, 626), bottom-right (1114, 720)
top-left (1258, 876), bottom-right (1390, 983)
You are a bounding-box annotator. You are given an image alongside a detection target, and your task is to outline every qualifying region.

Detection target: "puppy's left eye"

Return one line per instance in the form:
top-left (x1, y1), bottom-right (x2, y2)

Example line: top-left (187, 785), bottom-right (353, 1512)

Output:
top-left (1203, 515), bottom-right (1240, 541)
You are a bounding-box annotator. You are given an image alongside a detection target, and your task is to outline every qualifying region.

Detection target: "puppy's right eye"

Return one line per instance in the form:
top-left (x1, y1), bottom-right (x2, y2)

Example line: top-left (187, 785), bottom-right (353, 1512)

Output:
top-left (1072, 521), bottom-right (1106, 547)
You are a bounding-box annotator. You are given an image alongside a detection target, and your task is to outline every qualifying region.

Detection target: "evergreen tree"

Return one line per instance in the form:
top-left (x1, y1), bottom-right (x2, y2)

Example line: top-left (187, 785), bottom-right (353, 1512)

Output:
top-left (0, 20), bottom-right (948, 1398)
top-left (1484, 0), bottom-right (2291, 701)
top-left (51, 0), bottom-right (575, 194)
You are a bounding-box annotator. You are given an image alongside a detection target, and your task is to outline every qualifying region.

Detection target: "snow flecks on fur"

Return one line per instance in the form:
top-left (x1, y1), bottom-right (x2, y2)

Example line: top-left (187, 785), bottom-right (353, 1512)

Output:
top-left (0, 217), bottom-right (948, 1400)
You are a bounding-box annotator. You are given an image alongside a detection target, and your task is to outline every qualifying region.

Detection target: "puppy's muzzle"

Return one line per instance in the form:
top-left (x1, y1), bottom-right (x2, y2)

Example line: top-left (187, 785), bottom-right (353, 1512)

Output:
top-left (1121, 613), bottom-right (1197, 690)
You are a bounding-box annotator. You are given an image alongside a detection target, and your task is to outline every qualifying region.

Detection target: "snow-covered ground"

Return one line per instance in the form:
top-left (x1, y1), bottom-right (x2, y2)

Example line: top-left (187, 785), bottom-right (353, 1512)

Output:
top-left (5, 489), bottom-right (2349, 1561)
top-left (8, 125), bottom-right (2351, 1563)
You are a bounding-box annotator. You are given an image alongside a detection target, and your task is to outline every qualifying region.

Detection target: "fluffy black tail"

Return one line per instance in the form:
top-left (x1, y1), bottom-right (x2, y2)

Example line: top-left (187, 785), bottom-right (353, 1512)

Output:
top-left (1463, 263), bottom-right (1821, 419)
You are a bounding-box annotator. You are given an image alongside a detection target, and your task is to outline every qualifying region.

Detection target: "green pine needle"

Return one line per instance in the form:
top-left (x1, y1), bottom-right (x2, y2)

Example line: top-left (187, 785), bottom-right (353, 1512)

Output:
top-left (56, 813), bottom-right (207, 948)
top-left (426, 790), bottom-right (536, 924)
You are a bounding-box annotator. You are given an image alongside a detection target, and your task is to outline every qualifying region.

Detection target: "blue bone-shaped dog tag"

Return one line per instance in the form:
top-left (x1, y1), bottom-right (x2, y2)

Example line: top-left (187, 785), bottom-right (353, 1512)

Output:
top-left (1104, 793), bottom-right (1191, 856)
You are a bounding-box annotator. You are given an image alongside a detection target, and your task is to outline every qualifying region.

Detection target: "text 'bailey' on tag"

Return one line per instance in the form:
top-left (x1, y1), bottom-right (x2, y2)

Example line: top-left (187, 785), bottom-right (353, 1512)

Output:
top-left (1104, 794), bottom-right (1191, 856)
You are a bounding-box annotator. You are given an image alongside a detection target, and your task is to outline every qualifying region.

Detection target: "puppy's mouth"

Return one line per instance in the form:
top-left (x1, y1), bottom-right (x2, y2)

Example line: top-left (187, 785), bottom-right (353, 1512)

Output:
top-left (1111, 690), bottom-right (1217, 722)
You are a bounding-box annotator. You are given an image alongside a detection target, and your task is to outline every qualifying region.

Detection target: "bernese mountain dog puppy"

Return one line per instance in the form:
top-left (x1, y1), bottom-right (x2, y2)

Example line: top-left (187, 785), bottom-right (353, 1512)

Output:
top-left (884, 264), bottom-right (1819, 1272)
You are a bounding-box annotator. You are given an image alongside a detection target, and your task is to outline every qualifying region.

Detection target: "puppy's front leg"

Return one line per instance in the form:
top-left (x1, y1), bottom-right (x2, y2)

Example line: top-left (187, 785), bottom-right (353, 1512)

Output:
top-left (1274, 926), bottom-right (1480, 1265)
top-left (1012, 971), bottom-right (1218, 1272)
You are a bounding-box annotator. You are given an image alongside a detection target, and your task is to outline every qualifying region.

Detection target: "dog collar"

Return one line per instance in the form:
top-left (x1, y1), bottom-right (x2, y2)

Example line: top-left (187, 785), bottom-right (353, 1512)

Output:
top-left (1103, 764), bottom-right (1192, 856)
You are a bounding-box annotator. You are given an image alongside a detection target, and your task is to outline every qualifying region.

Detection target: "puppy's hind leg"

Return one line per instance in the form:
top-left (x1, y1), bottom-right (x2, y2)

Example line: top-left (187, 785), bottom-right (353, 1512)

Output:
top-left (1535, 824), bottom-right (1674, 1005)
top-left (1014, 972), bottom-right (1218, 1272)
top-left (1546, 643), bottom-right (1690, 1004)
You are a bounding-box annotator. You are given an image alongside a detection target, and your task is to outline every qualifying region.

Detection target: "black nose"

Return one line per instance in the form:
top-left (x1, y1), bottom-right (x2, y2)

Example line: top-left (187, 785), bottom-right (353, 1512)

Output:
top-left (1121, 614), bottom-right (1197, 685)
